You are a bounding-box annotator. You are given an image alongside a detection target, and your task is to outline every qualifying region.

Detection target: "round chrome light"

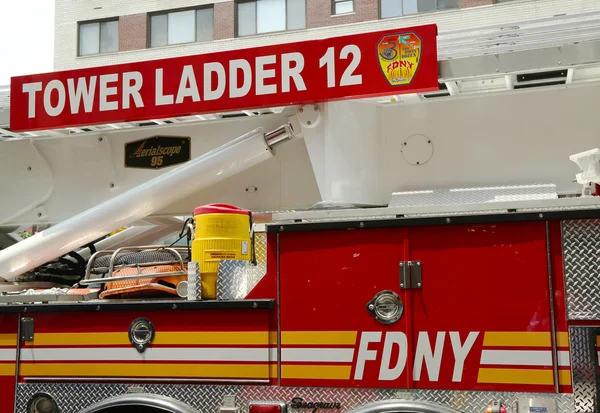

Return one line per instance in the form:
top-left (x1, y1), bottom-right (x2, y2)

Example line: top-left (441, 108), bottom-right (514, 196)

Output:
top-left (128, 317), bottom-right (155, 353)
top-left (366, 290), bottom-right (403, 324)
top-left (27, 393), bottom-right (59, 413)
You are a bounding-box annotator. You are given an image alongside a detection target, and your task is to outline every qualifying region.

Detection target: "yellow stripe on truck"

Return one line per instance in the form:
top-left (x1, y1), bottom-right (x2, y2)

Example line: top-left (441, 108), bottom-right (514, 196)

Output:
top-left (31, 331), bottom-right (269, 346)
top-left (0, 334), bottom-right (17, 346)
top-left (20, 363), bottom-right (269, 378)
top-left (559, 370), bottom-right (572, 385)
top-left (0, 363), bottom-right (15, 376)
top-left (478, 368), bottom-right (554, 385)
top-left (281, 331), bottom-right (357, 346)
top-left (478, 368), bottom-right (573, 386)
top-left (557, 332), bottom-right (570, 348)
top-left (483, 332), bottom-right (552, 348)
top-left (32, 333), bottom-right (129, 346)
top-left (484, 331), bottom-right (571, 349)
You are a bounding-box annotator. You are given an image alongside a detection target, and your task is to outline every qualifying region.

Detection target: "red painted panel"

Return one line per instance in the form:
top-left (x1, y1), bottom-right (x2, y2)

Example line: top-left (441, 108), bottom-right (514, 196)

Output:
top-left (18, 310), bottom-right (272, 383)
top-left (406, 222), bottom-right (553, 392)
top-left (279, 227), bottom-right (409, 387)
top-left (0, 313), bottom-right (18, 412)
top-left (10, 25), bottom-right (438, 132)
top-left (278, 222), bottom-right (557, 392)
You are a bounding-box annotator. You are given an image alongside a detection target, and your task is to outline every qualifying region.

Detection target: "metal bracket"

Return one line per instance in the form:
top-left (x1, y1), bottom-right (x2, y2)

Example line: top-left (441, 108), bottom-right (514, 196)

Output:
top-left (21, 317), bottom-right (34, 342)
top-left (220, 395), bottom-right (240, 413)
top-left (399, 261), bottom-right (422, 289)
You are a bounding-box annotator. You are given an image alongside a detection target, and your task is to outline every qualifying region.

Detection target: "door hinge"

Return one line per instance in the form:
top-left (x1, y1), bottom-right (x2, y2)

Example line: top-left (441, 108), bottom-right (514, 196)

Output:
top-left (399, 261), bottom-right (422, 289)
top-left (21, 317), bottom-right (34, 342)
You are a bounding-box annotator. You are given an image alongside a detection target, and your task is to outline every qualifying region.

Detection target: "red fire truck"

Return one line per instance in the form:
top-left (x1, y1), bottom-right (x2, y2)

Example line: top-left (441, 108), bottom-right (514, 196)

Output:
top-left (2, 21), bottom-right (600, 413)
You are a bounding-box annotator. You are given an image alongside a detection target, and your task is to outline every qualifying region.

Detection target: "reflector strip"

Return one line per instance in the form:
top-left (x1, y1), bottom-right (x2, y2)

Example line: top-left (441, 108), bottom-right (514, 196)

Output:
top-left (0, 348), bottom-right (16, 361)
top-left (281, 348), bottom-right (354, 363)
top-left (480, 350), bottom-right (571, 367)
top-left (280, 365), bottom-right (352, 380)
top-left (29, 331), bottom-right (269, 346)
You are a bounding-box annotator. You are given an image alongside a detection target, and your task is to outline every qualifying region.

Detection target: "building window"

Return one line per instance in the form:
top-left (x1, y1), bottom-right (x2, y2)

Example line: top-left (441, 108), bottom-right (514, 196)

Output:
top-left (237, 0), bottom-right (306, 37)
top-left (149, 7), bottom-right (214, 47)
top-left (333, 0), bottom-right (354, 14)
top-left (380, 0), bottom-right (459, 18)
top-left (78, 19), bottom-right (119, 56)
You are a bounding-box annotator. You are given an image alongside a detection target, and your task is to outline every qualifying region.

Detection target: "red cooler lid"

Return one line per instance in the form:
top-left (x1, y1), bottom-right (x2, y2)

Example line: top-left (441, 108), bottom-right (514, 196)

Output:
top-left (193, 203), bottom-right (250, 216)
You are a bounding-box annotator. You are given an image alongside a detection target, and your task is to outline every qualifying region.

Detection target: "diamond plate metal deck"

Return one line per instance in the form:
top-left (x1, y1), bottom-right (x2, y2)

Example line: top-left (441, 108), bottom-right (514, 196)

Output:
top-left (16, 384), bottom-right (575, 413)
top-left (389, 184), bottom-right (558, 208)
top-left (569, 327), bottom-right (600, 413)
top-left (216, 232), bottom-right (267, 300)
top-left (562, 219), bottom-right (600, 320)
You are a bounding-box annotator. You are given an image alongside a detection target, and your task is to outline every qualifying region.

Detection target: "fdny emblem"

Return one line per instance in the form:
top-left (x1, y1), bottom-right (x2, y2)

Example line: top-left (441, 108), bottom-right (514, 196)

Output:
top-left (377, 32), bottom-right (422, 86)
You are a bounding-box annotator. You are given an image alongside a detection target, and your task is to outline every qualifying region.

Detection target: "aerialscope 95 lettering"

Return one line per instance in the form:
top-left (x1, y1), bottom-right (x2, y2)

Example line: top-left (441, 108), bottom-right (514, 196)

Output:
top-left (9, 24), bottom-right (438, 132)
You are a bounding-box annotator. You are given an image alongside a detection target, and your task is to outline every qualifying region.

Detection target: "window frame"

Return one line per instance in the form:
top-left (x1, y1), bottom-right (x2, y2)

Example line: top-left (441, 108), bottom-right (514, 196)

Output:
top-left (77, 18), bottom-right (120, 57)
top-left (332, 0), bottom-right (354, 15)
top-left (147, 5), bottom-right (214, 48)
top-left (235, 0), bottom-right (307, 38)
top-left (379, 0), bottom-right (459, 19)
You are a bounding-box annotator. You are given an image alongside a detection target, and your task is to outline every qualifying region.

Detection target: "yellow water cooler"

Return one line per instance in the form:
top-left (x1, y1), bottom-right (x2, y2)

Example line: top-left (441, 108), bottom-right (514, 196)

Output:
top-left (191, 203), bottom-right (252, 299)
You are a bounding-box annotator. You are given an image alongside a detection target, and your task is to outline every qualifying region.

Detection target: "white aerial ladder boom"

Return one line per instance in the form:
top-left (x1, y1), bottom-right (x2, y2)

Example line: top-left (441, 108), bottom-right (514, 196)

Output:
top-left (0, 125), bottom-right (294, 281)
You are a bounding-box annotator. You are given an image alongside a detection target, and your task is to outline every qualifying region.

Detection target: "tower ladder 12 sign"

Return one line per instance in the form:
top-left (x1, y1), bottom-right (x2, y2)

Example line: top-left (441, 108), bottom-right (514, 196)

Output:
top-left (10, 25), bottom-right (438, 132)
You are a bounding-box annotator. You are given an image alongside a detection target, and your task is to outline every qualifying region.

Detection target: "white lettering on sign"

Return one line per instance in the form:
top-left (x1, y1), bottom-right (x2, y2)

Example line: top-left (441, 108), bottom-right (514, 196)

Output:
top-left (43, 79), bottom-right (66, 117)
top-left (122, 72), bottom-right (144, 109)
top-left (354, 331), bottom-right (479, 382)
top-left (256, 55), bottom-right (277, 96)
top-left (176, 65), bottom-right (201, 104)
top-left (354, 332), bottom-right (380, 380)
top-left (319, 45), bottom-right (363, 88)
top-left (99, 74), bottom-right (119, 111)
top-left (16, 44), bottom-right (364, 120)
top-left (450, 331), bottom-right (479, 382)
top-left (204, 62), bottom-right (226, 101)
top-left (156, 68), bottom-right (174, 106)
top-left (413, 331), bottom-right (445, 381)
top-left (22, 82), bottom-right (43, 118)
top-left (282, 52), bottom-right (307, 93)
top-left (67, 76), bottom-right (96, 114)
top-left (229, 59), bottom-right (252, 98)
top-left (379, 332), bottom-right (408, 380)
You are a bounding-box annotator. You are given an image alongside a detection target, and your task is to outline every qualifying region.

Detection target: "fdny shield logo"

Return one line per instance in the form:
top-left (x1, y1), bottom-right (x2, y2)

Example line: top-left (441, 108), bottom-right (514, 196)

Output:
top-left (377, 32), bottom-right (422, 86)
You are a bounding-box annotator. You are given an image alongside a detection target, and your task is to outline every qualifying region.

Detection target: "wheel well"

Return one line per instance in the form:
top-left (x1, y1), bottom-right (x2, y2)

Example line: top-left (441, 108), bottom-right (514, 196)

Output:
top-left (78, 394), bottom-right (199, 413)
top-left (344, 400), bottom-right (465, 413)
top-left (83, 406), bottom-right (172, 413)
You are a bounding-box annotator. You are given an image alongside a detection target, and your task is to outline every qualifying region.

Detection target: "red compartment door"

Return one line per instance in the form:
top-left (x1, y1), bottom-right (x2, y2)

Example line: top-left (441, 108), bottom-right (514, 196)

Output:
top-left (278, 227), bottom-right (411, 388)
top-left (406, 222), bottom-right (559, 393)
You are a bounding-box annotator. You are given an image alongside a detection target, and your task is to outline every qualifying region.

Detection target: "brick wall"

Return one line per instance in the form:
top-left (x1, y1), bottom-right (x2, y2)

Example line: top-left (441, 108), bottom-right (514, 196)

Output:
top-left (119, 13), bottom-right (147, 51)
top-left (214, 2), bottom-right (235, 40)
top-left (55, 0), bottom-right (597, 71)
top-left (461, 0), bottom-right (495, 8)
top-left (307, 0), bottom-right (379, 29)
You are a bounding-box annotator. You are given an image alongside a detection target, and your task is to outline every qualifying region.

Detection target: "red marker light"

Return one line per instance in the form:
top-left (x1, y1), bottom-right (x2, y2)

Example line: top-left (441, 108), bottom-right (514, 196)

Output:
top-left (249, 402), bottom-right (287, 413)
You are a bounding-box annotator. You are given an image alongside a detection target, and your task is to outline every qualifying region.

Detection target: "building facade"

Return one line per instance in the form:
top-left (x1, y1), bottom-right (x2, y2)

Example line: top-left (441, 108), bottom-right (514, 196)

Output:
top-left (53, 0), bottom-right (594, 72)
